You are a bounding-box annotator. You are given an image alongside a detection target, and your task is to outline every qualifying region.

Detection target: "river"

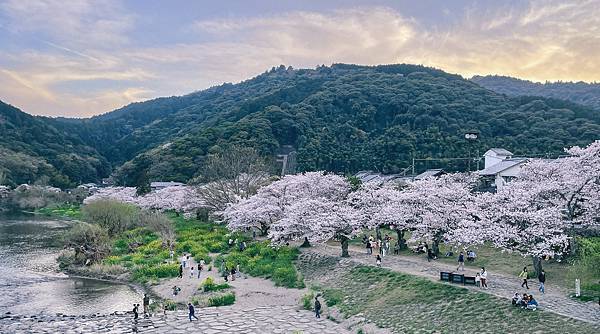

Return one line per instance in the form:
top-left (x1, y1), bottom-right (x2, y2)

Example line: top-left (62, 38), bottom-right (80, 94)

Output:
top-left (0, 215), bottom-right (141, 315)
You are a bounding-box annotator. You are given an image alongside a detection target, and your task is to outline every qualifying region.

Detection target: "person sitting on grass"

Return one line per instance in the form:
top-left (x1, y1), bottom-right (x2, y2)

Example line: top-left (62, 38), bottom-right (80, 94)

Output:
top-left (512, 293), bottom-right (522, 306)
top-left (526, 294), bottom-right (538, 310)
top-left (519, 293), bottom-right (529, 308)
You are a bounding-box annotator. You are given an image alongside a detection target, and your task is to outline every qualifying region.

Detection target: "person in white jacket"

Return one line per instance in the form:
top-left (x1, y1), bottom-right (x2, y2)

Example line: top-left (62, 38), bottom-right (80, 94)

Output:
top-left (480, 267), bottom-right (488, 289)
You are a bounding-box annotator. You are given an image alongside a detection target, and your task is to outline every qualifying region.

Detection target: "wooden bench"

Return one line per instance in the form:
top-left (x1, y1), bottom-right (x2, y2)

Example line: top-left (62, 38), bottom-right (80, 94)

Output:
top-left (463, 276), bottom-right (476, 285)
top-left (440, 272), bottom-right (477, 285)
top-left (451, 273), bottom-right (465, 284)
top-left (440, 272), bottom-right (452, 282)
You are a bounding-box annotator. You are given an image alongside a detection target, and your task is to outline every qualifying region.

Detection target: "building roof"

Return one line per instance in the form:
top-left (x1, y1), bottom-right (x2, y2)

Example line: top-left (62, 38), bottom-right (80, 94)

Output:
top-left (485, 148), bottom-right (513, 156)
top-left (150, 181), bottom-right (185, 187)
top-left (478, 158), bottom-right (527, 176)
top-left (414, 169), bottom-right (445, 180)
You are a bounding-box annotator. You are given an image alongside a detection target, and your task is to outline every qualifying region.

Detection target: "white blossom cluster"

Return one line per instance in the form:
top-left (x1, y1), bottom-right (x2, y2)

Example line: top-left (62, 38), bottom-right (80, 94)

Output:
top-left (83, 185), bottom-right (205, 217)
top-left (224, 141), bottom-right (600, 258)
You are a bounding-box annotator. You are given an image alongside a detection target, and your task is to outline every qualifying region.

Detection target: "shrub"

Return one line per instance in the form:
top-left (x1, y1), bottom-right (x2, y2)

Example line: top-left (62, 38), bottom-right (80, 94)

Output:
top-left (301, 292), bottom-right (315, 310)
top-left (208, 293), bottom-right (236, 307)
top-left (132, 263), bottom-right (179, 282)
top-left (201, 277), bottom-right (230, 292)
top-left (63, 222), bottom-right (110, 264)
top-left (323, 289), bottom-right (344, 307)
top-left (272, 267), bottom-right (300, 288)
top-left (164, 299), bottom-right (177, 311)
top-left (83, 200), bottom-right (139, 236)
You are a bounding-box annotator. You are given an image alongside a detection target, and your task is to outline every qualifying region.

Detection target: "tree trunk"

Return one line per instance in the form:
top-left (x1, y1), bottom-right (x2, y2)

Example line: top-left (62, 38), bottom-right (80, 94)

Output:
top-left (395, 229), bottom-right (407, 250)
top-left (300, 237), bottom-right (311, 248)
top-left (340, 236), bottom-right (350, 258)
top-left (375, 226), bottom-right (382, 241)
top-left (260, 223), bottom-right (269, 236)
top-left (432, 237), bottom-right (441, 257)
top-left (532, 256), bottom-right (543, 276)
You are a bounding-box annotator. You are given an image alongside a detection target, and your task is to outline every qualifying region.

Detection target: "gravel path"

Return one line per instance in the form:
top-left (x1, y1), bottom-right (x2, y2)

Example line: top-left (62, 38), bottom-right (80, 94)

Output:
top-left (311, 243), bottom-right (600, 325)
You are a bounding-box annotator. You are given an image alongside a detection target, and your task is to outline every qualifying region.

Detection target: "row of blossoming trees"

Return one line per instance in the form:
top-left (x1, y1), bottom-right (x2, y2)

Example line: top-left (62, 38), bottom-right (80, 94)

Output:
top-left (83, 142), bottom-right (599, 273)
top-left (224, 142), bottom-right (600, 273)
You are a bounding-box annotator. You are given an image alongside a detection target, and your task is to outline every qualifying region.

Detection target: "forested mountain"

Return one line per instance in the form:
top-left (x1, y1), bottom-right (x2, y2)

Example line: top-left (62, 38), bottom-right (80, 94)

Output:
top-left (0, 101), bottom-right (110, 187)
top-left (2, 64), bottom-right (600, 188)
top-left (471, 75), bottom-right (600, 110)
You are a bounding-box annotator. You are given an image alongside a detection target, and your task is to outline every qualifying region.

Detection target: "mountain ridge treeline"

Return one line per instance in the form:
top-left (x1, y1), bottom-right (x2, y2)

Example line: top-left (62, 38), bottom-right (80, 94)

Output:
top-left (1, 64), bottom-right (599, 188)
top-left (471, 75), bottom-right (600, 110)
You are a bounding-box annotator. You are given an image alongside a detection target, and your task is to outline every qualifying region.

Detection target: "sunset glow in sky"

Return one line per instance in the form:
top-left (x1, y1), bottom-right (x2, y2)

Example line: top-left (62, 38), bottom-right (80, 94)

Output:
top-left (0, 0), bottom-right (599, 117)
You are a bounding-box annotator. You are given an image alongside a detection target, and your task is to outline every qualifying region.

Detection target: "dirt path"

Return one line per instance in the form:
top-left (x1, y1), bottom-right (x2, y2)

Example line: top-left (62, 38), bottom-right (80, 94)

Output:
top-left (310, 243), bottom-right (600, 325)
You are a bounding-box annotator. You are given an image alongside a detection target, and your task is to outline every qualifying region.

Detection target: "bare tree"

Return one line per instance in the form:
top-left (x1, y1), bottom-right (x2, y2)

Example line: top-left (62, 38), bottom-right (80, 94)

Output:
top-left (64, 222), bottom-right (111, 264)
top-left (193, 146), bottom-right (272, 212)
top-left (82, 199), bottom-right (139, 236)
top-left (140, 210), bottom-right (176, 250)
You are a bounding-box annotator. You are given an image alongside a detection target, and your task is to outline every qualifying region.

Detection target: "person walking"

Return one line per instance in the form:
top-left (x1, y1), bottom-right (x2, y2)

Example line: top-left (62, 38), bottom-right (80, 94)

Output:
top-left (142, 294), bottom-right (150, 317)
top-left (457, 252), bottom-right (465, 271)
top-left (178, 263), bottom-right (183, 278)
top-left (314, 295), bottom-right (322, 319)
top-left (236, 263), bottom-right (241, 278)
top-left (188, 303), bottom-right (198, 321)
top-left (376, 254), bottom-right (382, 267)
top-left (366, 240), bottom-right (372, 255)
top-left (426, 247), bottom-right (434, 262)
top-left (480, 267), bottom-right (488, 289)
top-left (132, 304), bottom-right (139, 321)
top-left (538, 270), bottom-right (546, 294)
top-left (190, 266), bottom-right (195, 279)
top-left (519, 267), bottom-right (529, 289)
top-left (182, 255), bottom-right (187, 268)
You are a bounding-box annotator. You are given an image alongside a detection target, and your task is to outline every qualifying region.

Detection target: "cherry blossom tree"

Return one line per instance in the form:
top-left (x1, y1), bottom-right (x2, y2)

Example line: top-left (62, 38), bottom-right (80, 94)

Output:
top-left (269, 199), bottom-right (364, 257)
top-left (472, 179), bottom-right (570, 274)
top-left (83, 187), bottom-right (138, 205)
top-left (516, 141), bottom-right (600, 229)
top-left (223, 172), bottom-right (350, 236)
top-left (348, 182), bottom-right (411, 249)
top-left (400, 173), bottom-right (478, 256)
top-left (473, 141), bottom-right (600, 272)
top-left (84, 186), bottom-right (206, 217)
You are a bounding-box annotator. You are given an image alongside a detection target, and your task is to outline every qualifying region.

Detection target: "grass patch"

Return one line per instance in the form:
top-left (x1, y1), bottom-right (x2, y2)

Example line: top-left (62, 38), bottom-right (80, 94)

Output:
top-left (208, 292), bottom-right (236, 307)
top-left (301, 292), bottom-right (315, 310)
top-left (37, 204), bottom-right (82, 219)
top-left (314, 265), bottom-right (598, 333)
top-left (225, 241), bottom-right (305, 288)
top-left (201, 277), bottom-right (231, 292)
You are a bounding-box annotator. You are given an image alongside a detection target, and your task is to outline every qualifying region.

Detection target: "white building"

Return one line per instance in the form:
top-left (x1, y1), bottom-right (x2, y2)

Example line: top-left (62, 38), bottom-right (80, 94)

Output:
top-left (478, 148), bottom-right (527, 191)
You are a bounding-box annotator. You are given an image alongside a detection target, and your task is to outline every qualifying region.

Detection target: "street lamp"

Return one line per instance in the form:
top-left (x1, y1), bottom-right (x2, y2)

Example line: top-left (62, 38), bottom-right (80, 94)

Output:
top-left (464, 131), bottom-right (480, 171)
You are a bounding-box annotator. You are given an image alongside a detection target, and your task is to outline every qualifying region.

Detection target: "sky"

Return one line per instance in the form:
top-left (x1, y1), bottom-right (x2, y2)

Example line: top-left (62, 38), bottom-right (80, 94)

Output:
top-left (0, 0), bottom-right (598, 117)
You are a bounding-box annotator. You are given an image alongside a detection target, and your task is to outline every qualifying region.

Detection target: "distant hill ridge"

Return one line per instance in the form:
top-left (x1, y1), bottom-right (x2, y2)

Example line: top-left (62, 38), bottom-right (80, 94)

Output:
top-left (471, 75), bottom-right (600, 110)
top-left (1, 64), bottom-right (599, 188)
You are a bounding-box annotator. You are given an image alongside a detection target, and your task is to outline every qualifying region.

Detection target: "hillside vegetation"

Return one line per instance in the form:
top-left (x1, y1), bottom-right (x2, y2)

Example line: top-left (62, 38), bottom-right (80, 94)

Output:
top-left (471, 75), bottom-right (600, 110)
top-left (2, 64), bottom-right (600, 188)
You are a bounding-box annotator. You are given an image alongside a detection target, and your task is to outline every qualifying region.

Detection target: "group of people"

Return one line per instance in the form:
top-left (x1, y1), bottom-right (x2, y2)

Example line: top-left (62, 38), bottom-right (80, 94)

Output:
top-left (364, 234), bottom-right (395, 257)
top-left (220, 259), bottom-right (241, 282)
top-left (518, 267), bottom-right (546, 294)
top-left (178, 254), bottom-right (206, 279)
top-left (228, 238), bottom-right (247, 252)
top-left (132, 294), bottom-right (151, 320)
top-left (512, 292), bottom-right (539, 310)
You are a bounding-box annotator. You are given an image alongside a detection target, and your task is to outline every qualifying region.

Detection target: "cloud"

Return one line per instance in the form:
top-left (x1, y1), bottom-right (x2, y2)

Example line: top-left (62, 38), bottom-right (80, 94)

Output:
top-left (0, 1), bottom-right (599, 117)
top-left (0, 0), bottom-right (134, 48)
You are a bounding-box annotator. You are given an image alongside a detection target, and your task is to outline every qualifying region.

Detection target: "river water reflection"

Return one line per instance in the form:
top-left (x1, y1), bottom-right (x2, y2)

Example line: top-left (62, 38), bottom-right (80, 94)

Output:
top-left (0, 215), bottom-right (140, 315)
